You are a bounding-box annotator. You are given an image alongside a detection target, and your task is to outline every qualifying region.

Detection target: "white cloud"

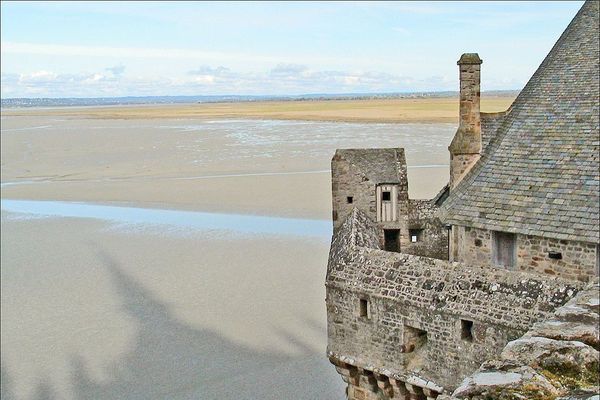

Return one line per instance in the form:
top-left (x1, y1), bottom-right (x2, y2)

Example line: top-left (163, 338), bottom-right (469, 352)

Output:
top-left (269, 64), bottom-right (309, 78)
top-left (2, 62), bottom-right (522, 98)
top-left (188, 65), bottom-right (230, 76)
top-left (193, 75), bottom-right (215, 84)
top-left (105, 64), bottom-right (126, 76)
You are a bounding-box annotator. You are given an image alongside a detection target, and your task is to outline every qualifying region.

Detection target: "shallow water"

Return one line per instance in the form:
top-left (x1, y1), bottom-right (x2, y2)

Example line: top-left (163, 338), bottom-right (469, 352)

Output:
top-left (1, 199), bottom-right (332, 238)
top-left (1, 116), bottom-right (455, 170)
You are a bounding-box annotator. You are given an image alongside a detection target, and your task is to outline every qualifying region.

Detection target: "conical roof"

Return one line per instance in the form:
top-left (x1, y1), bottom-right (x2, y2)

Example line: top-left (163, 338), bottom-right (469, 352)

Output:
top-left (441, 1), bottom-right (600, 243)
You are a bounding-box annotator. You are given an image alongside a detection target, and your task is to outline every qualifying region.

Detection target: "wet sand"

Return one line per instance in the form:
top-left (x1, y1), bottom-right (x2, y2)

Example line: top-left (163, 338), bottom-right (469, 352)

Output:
top-left (0, 108), bottom-right (493, 399)
top-left (1, 117), bottom-right (455, 217)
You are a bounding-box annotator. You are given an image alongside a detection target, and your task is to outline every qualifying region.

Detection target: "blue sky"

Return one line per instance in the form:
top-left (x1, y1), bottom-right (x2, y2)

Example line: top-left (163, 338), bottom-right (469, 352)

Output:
top-left (1, 1), bottom-right (584, 98)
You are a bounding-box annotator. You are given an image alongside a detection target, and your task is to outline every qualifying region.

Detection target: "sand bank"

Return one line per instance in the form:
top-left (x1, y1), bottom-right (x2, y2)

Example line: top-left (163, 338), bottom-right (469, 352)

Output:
top-left (2, 96), bottom-right (514, 124)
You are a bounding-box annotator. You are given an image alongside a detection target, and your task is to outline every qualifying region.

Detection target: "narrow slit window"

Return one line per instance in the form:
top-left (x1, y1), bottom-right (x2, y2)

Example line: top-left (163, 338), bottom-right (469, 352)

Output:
top-left (346, 196), bottom-right (354, 204)
top-left (359, 298), bottom-right (369, 318)
top-left (461, 319), bottom-right (474, 342)
top-left (382, 191), bottom-right (391, 201)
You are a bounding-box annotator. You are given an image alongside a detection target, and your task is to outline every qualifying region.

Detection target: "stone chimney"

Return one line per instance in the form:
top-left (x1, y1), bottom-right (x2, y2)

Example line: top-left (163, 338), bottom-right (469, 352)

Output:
top-left (449, 53), bottom-right (483, 189)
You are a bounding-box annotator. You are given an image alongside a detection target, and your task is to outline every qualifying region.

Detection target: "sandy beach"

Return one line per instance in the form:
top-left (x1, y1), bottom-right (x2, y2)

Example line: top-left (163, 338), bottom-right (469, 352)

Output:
top-left (1, 97), bottom-right (513, 399)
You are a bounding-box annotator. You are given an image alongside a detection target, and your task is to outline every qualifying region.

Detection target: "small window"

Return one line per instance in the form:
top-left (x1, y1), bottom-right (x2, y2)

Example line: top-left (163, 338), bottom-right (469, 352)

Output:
top-left (493, 231), bottom-right (516, 268)
top-left (548, 251), bottom-right (562, 260)
top-left (359, 298), bottom-right (369, 318)
top-left (382, 191), bottom-right (391, 201)
top-left (409, 228), bottom-right (423, 243)
top-left (461, 319), bottom-right (474, 342)
top-left (346, 196), bottom-right (353, 204)
top-left (403, 325), bottom-right (427, 353)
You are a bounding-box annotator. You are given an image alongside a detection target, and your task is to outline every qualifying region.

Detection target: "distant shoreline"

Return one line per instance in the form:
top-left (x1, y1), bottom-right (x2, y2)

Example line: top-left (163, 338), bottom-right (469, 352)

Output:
top-left (1, 96), bottom-right (516, 124)
top-left (0, 90), bottom-right (519, 109)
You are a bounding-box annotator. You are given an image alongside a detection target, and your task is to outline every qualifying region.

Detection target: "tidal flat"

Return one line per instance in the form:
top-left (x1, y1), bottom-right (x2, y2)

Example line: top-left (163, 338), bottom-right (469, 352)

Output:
top-left (0, 102), bottom-right (509, 399)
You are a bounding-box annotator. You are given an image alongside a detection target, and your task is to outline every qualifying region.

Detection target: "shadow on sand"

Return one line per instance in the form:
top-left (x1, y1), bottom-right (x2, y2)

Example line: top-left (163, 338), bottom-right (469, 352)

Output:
top-left (1, 251), bottom-right (343, 400)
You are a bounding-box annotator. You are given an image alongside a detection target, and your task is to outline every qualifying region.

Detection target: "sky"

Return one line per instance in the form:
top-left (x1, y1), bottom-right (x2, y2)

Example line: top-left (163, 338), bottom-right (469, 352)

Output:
top-left (0, 1), bottom-right (585, 98)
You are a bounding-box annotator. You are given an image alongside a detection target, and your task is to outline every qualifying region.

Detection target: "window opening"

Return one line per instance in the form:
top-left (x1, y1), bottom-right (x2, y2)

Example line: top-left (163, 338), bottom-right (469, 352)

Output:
top-left (384, 229), bottom-right (400, 252)
top-left (493, 231), bottom-right (516, 268)
top-left (461, 319), bottom-right (474, 342)
top-left (382, 191), bottom-right (391, 201)
top-left (409, 228), bottom-right (423, 243)
top-left (403, 325), bottom-right (427, 353)
top-left (359, 298), bottom-right (370, 319)
top-left (346, 196), bottom-right (353, 204)
top-left (548, 251), bottom-right (562, 260)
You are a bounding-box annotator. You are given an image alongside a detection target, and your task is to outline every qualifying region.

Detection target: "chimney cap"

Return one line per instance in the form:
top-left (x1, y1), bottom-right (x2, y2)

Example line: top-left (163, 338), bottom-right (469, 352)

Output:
top-left (457, 53), bottom-right (483, 65)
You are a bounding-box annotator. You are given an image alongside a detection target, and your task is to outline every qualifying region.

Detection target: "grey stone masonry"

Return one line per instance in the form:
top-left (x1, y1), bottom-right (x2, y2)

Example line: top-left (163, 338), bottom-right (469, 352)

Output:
top-left (405, 199), bottom-right (448, 260)
top-left (326, 209), bottom-right (583, 394)
top-left (452, 225), bottom-right (599, 283)
top-left (331, 148), bottom-right (409, 232)
top-left (449, 53), bottom-right (483, 189)
top-left (332, 148), bottom-right (448, 259)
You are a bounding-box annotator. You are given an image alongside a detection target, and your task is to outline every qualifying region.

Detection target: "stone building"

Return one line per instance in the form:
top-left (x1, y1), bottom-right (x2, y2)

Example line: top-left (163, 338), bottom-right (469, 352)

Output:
top-left (325, 2), bottom-right (599, 399)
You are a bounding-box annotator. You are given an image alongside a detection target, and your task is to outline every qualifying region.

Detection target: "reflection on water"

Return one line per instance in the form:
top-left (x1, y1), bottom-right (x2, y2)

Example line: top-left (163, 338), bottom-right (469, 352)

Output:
top-left (0, 200), bottom-right (332, 238)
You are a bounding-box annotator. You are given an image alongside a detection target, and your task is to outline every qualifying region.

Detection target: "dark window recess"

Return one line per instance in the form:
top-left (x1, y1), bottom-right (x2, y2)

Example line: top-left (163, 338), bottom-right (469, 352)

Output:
top-left (346, 196), bottom-right (354, 204)
top-left (474, 239), bottom-right (482, 247)
top-left (409, 228), bottom-right (423, 243)
top-left (359, 298), bottom-right (369, 318)
top-left (382, 191), bottom-right (391, 201)
top-left (403, 325), bottom-right (427, 353)
top-left (596, 244), bottom-right (599, 276)
top-left (461, 319), bottom-right (474, 342)
top-left (548, 251), bottom-right (562, 260)
top-left (493, 231), bottom-right (516, 268)
top-left (384, 229), bottom-right (400, 252)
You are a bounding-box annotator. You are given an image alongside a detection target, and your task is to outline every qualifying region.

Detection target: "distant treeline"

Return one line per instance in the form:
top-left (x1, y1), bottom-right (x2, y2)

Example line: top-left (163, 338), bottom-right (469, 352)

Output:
top-left (1, 90), bottom-right (519, 108)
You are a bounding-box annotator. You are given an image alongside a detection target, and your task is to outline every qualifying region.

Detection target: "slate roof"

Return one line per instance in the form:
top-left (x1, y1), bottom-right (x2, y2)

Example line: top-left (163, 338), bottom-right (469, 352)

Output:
top-left (441, 1), bottom-right (600, 243)
top-left (334, 148), bottom-right (406, 184)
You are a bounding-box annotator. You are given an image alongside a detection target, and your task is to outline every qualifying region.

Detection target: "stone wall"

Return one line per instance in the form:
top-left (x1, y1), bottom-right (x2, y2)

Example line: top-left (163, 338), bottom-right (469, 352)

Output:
top-left (405, 199), bottom-right (448, 260)
top-left (326, 210), bottom-right (583, 395)
top-left (449, 153), bottom-right (480, 190)
top-left (331, 151), bottom-right (414, 250)
top-left (452, 225), bottom-right (599, 282)
top-left (331, 155), bottom-right (378, 230)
